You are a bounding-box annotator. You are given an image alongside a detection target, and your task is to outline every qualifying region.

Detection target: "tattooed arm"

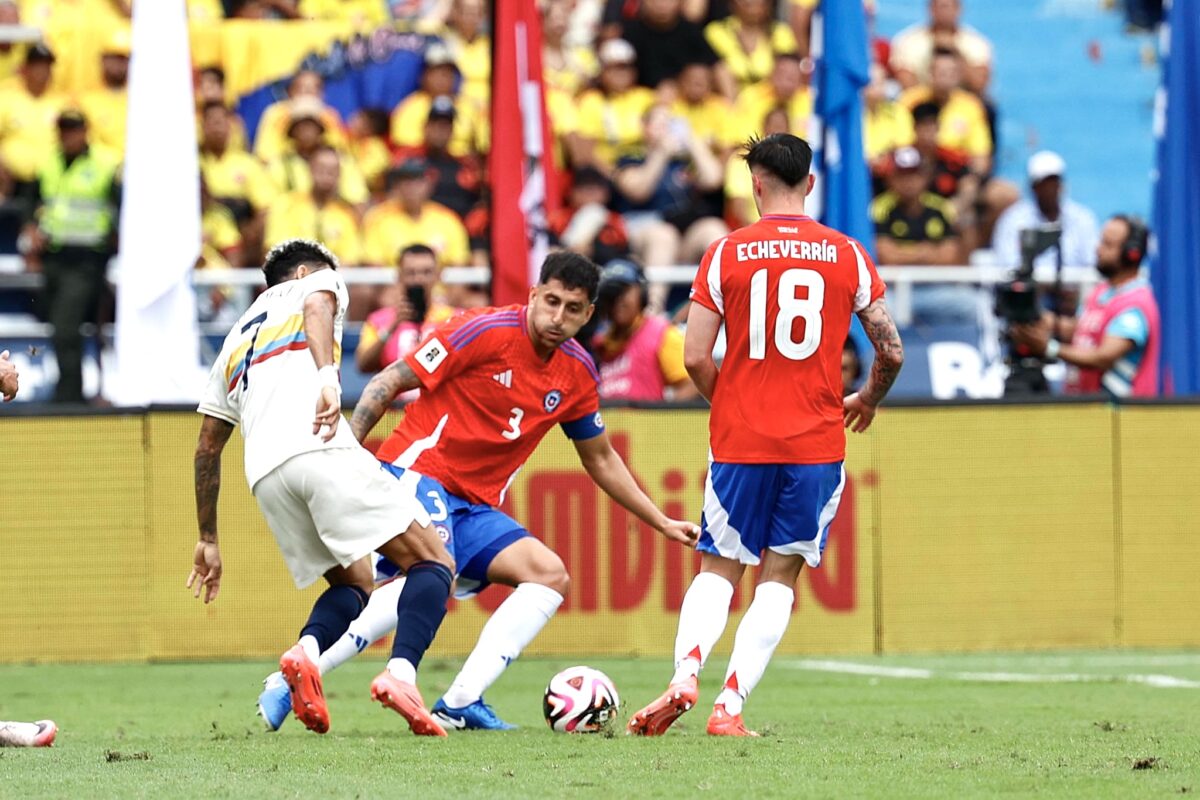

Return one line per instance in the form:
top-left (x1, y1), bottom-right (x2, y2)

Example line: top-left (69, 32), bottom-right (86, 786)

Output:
top-left (349, 358), bottom-right (423, 442)
top-left (844, 298), bottom-right (904, 433)
top-left (189, 414), bottom-right (235, 604)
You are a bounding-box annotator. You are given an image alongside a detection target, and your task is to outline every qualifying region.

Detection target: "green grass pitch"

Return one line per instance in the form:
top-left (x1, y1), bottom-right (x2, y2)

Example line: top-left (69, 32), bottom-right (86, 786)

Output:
top-left (1, 652), bottom-right (1197, 798)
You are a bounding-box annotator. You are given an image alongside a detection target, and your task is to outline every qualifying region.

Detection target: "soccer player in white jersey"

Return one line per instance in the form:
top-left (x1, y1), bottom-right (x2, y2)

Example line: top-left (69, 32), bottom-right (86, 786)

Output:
top-left (628, 134), bottom-right (904, 737)
top-left (190, 239), bottom-right (456, 737)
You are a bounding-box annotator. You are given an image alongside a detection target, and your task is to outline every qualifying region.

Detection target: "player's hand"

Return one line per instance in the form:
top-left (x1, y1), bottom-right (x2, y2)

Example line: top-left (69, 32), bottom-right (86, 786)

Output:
top-left (659, 518), bottom-right (700, 547)
top-left (842, 392), bottom-right (878, 433)
top-left (313, 385), bottom-right (341, 442)
top-left (187, 540), bottom-right (222, 604)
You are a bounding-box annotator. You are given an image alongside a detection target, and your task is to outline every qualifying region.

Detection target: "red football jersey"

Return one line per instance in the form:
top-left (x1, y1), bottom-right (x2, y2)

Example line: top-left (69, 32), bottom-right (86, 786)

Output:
top-left (374, 305), bottom-right (604, 506)
top-left (690, 214), bottom-right (886, 464)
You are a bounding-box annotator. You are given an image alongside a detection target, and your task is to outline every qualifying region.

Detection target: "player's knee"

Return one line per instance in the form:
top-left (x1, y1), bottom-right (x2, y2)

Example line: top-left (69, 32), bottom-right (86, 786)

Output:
top-left (530, 556), bottom-right (570, 597)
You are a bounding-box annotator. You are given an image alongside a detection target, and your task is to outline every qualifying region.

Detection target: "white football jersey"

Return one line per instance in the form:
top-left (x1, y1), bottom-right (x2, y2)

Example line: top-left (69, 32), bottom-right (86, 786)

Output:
top-left (198, 268), bottom-right (358, 488)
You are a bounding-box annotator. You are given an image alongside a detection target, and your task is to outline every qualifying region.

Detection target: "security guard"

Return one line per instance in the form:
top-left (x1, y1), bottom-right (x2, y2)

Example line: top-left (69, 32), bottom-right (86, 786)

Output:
top-left (22, 109), bottom-right (120, 403)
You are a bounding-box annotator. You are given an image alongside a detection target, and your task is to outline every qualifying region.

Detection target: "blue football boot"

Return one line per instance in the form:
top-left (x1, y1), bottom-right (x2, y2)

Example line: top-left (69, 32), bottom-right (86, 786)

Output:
top-left (431, 697), bottom-right (517, 731)
top-left (257, 671), bottom-right (293, 732)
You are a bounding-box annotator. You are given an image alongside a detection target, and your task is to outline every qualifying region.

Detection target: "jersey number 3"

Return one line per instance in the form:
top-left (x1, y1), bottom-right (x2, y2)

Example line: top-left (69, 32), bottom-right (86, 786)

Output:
top-left (501, 407), bottom-right (524, 440)
top-left (748, 268), bottom-right (825, 361)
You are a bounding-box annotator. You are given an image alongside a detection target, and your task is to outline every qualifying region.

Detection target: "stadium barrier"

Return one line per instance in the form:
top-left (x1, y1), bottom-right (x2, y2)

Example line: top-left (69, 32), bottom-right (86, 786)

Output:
top-left (2, 403), bottom-right (1197, 664)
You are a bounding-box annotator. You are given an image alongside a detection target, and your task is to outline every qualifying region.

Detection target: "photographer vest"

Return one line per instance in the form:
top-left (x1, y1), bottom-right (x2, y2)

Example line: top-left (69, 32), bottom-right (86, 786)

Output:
top-left (1068, 279), bottom-right (1160, 398)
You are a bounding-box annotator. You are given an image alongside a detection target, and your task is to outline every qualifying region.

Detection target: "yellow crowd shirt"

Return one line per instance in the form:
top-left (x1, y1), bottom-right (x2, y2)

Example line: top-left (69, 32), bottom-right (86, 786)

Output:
top-left (78, 87), bottom-right (128, 156)
top-left (899, 86), bottom-right (991, 157)
top-left (253, 101), bottom-right (349, 161)
top-left (266, 150), bottom-right (370, 207)
top-left (729, 80), bottom-right (812, 143)
top-left (199, 148), bottom-right (279, 211)
top-left (298, 0), bottom-right (389, 27)
top-left (543, 46), bottom-right (598, 98)
top-left (671, 95), bottom-right (739, 152)
top-left (863, 100), bottom-right (915, 162)
top-left (575, 86), bottom-right (656, 168)
top-left (390, 91), bottom-right (484, 158)
top-left (0, 86), bottom-right (66, 180)
top-left (704, 18), bottom-right (799, 90)
top-left (200, 203), bottom-right (242, 270)
top-left (265, 191), bottom-right (364, 267)
top-left (362, 200), bottom-right (470, 268)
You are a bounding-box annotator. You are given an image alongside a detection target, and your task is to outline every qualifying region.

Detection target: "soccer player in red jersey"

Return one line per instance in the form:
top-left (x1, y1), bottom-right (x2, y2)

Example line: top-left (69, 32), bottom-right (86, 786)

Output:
top-left (629, 134), bottom-right (905, 737)
top-left (331, 251), bottom-right (699, 730)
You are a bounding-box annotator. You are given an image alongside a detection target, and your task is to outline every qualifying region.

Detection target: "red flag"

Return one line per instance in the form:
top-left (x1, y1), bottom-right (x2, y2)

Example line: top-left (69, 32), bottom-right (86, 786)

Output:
top-left (489, 0), bottom-right (560, 306)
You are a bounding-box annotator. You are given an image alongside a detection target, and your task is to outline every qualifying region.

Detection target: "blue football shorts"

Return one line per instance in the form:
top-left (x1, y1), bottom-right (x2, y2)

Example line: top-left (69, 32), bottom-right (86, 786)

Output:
top-left (373, 463), bottom-right (530, 598)
top-left (697, 461), bottom-right (846, 568)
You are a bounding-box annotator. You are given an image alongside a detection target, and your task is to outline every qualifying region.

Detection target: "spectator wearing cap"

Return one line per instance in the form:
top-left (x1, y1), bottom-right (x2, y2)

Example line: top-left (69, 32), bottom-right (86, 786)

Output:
top-left (266, 97), bottom-right (369, 207)
top-left (704, 0), bottom-right (799, 96)
top-left (549, 167), bottom-right (631, 265)
top-left (77, 26), bottom-right (130, 156)
top-left (863, 61), bottom-right (915, 178)
top-left (899, 47), bottom-right (991, 175)
top-left (890, 0), bottom-right (992, 96)
top-left (265, 143), bottom-right (364, 270)
top-left (871, 146), bottom-right (961, 266)
top-left (394, 95), bottom-right (482, 218)
top-left (0, 43), bottom-right (66, 183)
top-left (619, 0), bottom-right (727, 97)
top-left (592, 259), bottom-right (697, 402)
top-left (992, 151), bottom-right (1099, 270)
top-left (253, 70), bottom-right (347, 161)
top-left (729, 52), bottom-right (813, 144)
top-left (390, 42), bottom-right (485, 158)
top-left (569, 39), bottom-right (656, 172)
top-left (20, 108), bottom-right (120, 403)
top-left (194, 67), bottom-right (248, 153)
top-left (362, 157), bottom-right (469, 268)
top-left (724, 105), bottom-right (790, 229)
top-left (670, 63), bottom-right (737, 159)
top-left (612, 104), bottom-right (727, 311)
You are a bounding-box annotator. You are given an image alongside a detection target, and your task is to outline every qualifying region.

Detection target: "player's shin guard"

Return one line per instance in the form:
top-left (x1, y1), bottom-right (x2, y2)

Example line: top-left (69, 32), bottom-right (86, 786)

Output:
top-left (670, 572), bottom-right (735, 685)
top-left (388, 561), bottom-right (452, 679)
top-left (715, 581), bottom-right (794, 715)
top-left (318, 577), bottom-right (405, 675)
top-left (441, 582), bottom-right (564, 708)
top-left (299, 584), bottom-right (370, 656)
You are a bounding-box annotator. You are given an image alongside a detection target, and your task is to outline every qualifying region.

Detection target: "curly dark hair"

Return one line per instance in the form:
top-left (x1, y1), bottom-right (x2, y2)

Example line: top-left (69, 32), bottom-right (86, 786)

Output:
top-left (262, 238), bottom-right (339, 287)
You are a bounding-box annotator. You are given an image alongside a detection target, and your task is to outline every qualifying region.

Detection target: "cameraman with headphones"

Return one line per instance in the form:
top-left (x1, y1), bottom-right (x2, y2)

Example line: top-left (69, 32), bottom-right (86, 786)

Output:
top-left (1012, 215), bottom-right (1160, 398)
top-left (591, 260), bottom-right (698, 402)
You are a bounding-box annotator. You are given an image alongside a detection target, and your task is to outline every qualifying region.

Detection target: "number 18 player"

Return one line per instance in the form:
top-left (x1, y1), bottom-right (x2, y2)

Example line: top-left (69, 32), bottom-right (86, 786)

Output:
top-left (628, 134), bottom-right (904, 737)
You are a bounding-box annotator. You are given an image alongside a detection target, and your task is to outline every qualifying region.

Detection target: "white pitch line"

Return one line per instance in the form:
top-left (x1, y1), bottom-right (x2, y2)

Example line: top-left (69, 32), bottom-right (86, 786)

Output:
top-left (786, 659), bottom-right (1200, 689)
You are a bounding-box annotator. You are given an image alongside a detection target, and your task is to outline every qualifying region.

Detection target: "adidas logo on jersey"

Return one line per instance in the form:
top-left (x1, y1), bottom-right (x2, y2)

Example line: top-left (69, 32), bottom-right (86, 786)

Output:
top-left (492, 369), bottom-right (512, 388)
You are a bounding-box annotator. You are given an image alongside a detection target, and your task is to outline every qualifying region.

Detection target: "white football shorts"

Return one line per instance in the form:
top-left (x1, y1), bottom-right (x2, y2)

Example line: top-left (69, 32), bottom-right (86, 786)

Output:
top-left (253, 447), bottom-right (432, 588)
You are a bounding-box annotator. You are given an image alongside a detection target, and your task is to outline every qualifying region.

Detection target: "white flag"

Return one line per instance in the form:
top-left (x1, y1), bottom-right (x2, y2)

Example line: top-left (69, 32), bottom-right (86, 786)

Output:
top-left (112, 0), bottom-right (203, 405)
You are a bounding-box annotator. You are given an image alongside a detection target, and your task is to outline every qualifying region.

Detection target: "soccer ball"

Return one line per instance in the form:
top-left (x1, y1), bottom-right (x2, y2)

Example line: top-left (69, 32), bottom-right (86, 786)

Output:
top-left (542, 666), bottom-right (620, 733)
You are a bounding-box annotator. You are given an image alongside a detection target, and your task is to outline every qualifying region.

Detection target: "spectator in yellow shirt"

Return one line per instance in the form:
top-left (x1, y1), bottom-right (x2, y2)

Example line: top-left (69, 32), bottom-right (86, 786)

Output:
top-left (77, 26), bottom-right (130, 157)
top-left (568, 38), bottom-right (656, 173)
top-left (0, 1), bottom-right (28, 89)
top-left (195, 66), bottom-right (248, 153)
top-left (705, 0), bottom-right (799, 96)
top-left (436, 0), bottom-right (490, 108)
top-left (253, 70), bottom-right (348, 161)
top-left (198, 101), bottom-right (278, 215)
top-left (390, 42), bottom-right (484, 158)
top-left (266, 98), bottom-right (369, 207)
top-left (670, 63), bottom-right (737, 159)
top-left (347, 108), bottom-right (392, 197)
top-left (863, 61), bottom-right (914, 180)
top-left (265, 144), bottom-right (364, 267)
top-left (542, 0), bottom-right (597, 98)
top-left (298, 0), bottom-right (389, 28)
top-left (899, 47), bottom-right (991, 175)
top-left (729, 52), bottom-right (813, 144)
top-left (0, 44), bottom-right (65, 182)
top-left (362, 158), bottom-right (470, 268)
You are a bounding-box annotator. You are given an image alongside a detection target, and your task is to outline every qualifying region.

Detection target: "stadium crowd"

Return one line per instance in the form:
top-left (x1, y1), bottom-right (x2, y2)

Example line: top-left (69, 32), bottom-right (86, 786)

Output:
top-left (0, 0), bottom-right (1113, 402)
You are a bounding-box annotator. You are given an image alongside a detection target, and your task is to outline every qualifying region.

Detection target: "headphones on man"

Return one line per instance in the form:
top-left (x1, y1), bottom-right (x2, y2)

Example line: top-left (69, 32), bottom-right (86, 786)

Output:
top-left (1114, 214), bottom-right (1149, 267)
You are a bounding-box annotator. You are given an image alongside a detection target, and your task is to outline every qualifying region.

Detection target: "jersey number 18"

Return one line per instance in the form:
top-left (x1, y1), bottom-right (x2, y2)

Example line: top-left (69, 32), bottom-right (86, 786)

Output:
top-left (748, 268), bottom-right (825, 361)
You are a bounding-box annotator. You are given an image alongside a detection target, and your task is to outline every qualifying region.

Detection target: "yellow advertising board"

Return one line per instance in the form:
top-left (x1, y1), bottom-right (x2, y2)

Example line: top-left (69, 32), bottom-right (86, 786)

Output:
top-left (2, 404), bottom-right (1198, 664)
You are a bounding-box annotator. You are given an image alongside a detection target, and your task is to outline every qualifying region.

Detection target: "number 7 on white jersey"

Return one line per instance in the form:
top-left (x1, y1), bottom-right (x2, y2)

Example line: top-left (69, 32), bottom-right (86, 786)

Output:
top-left (748, 268), bottom-right (825, 361)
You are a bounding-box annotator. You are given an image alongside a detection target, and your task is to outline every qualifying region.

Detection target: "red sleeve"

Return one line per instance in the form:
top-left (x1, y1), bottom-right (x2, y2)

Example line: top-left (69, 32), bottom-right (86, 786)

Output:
top-left (689, 236), bottom-right (728, 315)
top-left (849, 237), bottom-right (887, 311)
top-left (402, 308), bottom-right (483, 392)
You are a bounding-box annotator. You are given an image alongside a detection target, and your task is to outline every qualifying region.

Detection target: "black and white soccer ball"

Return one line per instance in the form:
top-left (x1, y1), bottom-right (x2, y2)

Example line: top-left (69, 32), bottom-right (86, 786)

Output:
top-left (542, 666), bottom-right (620, 733)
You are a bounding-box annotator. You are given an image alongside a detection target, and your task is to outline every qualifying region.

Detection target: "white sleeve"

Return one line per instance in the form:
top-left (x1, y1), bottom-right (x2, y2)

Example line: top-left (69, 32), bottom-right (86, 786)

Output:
top-left (300, 269), bottom-right (350, 318)
top-left (991, 207), bottom-right (1021, 268)
top-left (196, 353), bottom-right (239, 426)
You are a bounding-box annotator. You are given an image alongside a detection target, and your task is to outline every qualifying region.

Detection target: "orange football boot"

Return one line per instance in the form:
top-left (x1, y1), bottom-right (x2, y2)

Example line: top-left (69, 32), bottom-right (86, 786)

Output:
top-left (626, 675), bottom-right (699, 736)
top-left (706, 703), bottom-right (759, 737)
top-left (279, 645), bottom-right (330, 734)
top-left (369, 672), bottom-right (447, 737)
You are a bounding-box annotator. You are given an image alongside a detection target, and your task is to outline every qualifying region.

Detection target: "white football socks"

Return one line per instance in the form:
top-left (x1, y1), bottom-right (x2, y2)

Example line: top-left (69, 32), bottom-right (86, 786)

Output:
top-left (386, 657), bottom-right (416, 684)
top-left (318, 578), bottom-right (405, 675)
top-left (714, 581), bottom-right (794, 715)
top-left (440, 582), bottom-right (564, 709)
top-left (298, 635), bottom-right (321, 664)
top-left (669, 572), bottom-right (735, 685)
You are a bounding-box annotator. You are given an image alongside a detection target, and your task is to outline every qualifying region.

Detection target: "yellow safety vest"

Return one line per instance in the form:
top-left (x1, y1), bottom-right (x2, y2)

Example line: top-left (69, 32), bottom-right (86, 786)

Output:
top-left (38, 149), bottom-right (119, 249)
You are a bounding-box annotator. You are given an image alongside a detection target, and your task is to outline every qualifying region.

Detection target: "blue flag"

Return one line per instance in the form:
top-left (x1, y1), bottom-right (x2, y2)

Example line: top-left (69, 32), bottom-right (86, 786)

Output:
top-left (1150, 0), bottom-right (1200, 395)
top-left (814, 0), bottom-right (873, 254)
